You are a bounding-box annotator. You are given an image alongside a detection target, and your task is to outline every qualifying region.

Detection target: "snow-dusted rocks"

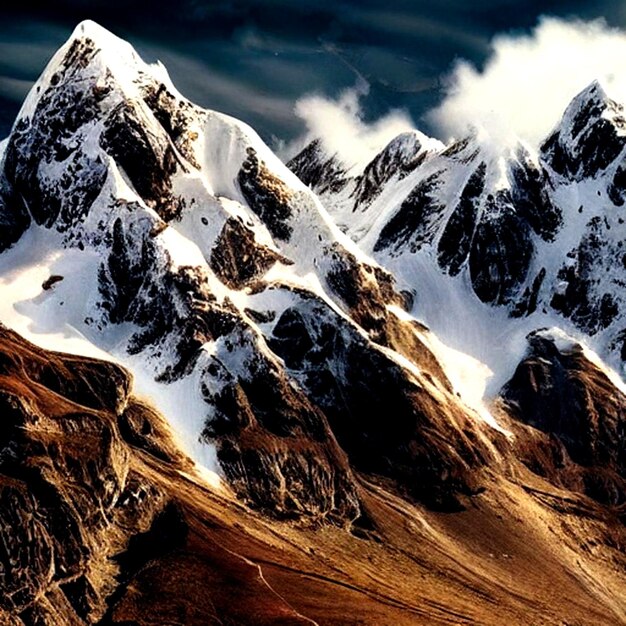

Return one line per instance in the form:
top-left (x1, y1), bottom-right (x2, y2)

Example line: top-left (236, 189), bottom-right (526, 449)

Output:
top-left (502, 329), bottom-right (626, 507)
top-left (2, 21), bottom-right (626, 625)
top-left (541, 80), bottom-right (626, 181)
top-left (286, 138), bottom-right (352, 197)
top-left (292, 79), bottom-right (626, 382)
top-left (291, 132), bottom-right (561, 309)
top-left (0, 21), bottom-right (500, 520)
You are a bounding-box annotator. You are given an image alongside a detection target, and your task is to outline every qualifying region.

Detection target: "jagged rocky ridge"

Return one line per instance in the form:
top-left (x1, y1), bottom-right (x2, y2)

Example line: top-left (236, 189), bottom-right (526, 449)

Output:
top-left (501, 329), bottom-right (626, 508)
top-left (0, 19), bottom-right (625, 522)
top-left (288, 81), bottom-right (626, 516)
top-left (2, 325), bottom-right (626, 625)
top-left (1, 20), bottom-right (626, 625)
top-left (0, 325), bottom-right (190, 624)
top-left (0, 21), bottom-right (500, 521)
top-left (289, 79), bottom-right (626, 373)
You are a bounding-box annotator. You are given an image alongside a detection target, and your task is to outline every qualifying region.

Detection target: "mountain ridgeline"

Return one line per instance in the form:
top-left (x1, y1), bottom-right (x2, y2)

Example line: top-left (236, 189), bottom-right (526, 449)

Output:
top-left (289, 80), bottom-right (626, 364)
top-left (0, 20), bottom-right (625, 625)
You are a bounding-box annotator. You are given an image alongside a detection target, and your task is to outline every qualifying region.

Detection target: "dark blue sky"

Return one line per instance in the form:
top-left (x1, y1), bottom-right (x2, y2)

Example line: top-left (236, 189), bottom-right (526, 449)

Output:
top-left (0, 1), bottom-right (624, 145)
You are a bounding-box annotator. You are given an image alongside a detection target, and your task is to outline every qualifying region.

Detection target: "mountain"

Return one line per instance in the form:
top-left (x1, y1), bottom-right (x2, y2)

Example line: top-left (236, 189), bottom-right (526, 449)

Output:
top-left (290, 77), bottom-right (626, 384)
top-left (0, 19), bottom-right (500, 518)
top-left (0, 20), bottom-right (626, 624)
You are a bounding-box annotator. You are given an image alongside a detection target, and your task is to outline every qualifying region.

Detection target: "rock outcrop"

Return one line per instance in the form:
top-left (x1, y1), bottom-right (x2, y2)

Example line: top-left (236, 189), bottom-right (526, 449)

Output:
top-left (502, 330), bottom-right (626, 509)
top-left (0, 20), bottom-right (497, 525)
top-left (0, 325), bottom-right (183, 624)
top-left (1, 325), bottom-right (625, 626)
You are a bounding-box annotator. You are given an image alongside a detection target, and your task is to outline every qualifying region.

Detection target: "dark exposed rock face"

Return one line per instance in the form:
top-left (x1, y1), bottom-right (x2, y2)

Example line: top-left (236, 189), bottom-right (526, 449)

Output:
top-left (550, 216), bottom-right (620, 335)
top-left (324, 243), bottom-right (406, 334)
top-left (0, 326), bottom-right (179, 625)
top-left (209, 217), bottom-right (286, 290)
top-left (287, 138), bottom-right (351, 195)
top-left (469, 192), bottom-right (534, 305)
top-left (364, 137), bottom-right (561, 310)
top-left (374, 172), bottom-right (445, 254)
top-left (238, 147), bottom-right (294, 241)
top-left (3, 37), bottom-right (107, 234)
top-left (352, 132), bottom-right (430, 210)
top-left (464, 148), bottom-right (560, 306)
top-left (0, 182), bottom-right (30, 253)
top-left (1, 26), bottom-right (213, 245)
top-left (502, 331), bottom-right (626, 506)
top-left (458, 147), bottom-right (559, 305)
top-left (98, 214), bottom-right (242, 382)
top-left (431, 148), bottom-right (559, 306)
top-left (1, 33), bottom-right (190, 238)
top-left (608, 162), bottom-right (626, 206)
top-left (196, 262), bottom-right (485, 516)
top-left (141, 81), bottom-right (203, 170)
top-left (265, 289), bottom-right (491, 511)
top-left (322, 242), bottom-right (445, 375)
top-left (100, 101), bottom-right (183, 221)
top-left (217, 438), bottom-right (360, 522)
top-left (511, 268), bottom-right (546, 318)
top-left (199, 323), bottom-right (362, 523)
top-left (509, 146), bottom-right (561, 241)
top-left (438, 162), bottom-right (486, 277)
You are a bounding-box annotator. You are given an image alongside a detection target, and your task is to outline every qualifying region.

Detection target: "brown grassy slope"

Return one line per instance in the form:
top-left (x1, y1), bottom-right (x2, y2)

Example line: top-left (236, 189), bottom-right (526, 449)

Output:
top-left (0, 325), bottom-right (624, 625)
top-left (113, 437), bottom-right (626, 625)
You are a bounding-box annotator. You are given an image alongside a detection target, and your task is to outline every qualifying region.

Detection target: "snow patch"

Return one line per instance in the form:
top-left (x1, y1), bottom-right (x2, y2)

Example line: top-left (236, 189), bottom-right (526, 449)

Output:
top-left (124, 348), bottom-right (222, 486)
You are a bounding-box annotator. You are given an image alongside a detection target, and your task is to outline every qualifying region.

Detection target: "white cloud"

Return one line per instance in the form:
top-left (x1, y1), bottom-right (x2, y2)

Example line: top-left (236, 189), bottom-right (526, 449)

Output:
top-left (428, 17), bottom-right (626, 148)
top-left (285, 79), bottom-right (415, 170)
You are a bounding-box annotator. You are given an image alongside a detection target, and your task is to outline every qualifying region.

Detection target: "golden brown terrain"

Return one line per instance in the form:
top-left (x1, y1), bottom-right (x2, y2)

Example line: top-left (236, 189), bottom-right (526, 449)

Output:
top-left (0, 326), bottom-right (624, 625)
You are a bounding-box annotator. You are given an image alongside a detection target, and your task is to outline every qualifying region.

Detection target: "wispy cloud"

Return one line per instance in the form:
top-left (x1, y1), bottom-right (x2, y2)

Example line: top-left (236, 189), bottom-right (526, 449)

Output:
top-left (0, 76), bottom-right (32, 102)
top-left (285, 79), bottom-right (414, 169)
top-left (427, 17), bottom-right (626, 147)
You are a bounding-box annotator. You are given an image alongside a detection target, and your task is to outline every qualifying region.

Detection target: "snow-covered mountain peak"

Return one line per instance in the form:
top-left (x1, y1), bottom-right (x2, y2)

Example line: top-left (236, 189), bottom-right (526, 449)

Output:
top-left (541, 78), bottom-right (626, 180)
top-left (0, 21), bottom-right (511, 521)
top-left (4, 19), bottom-right (340, 257)
top-left (299, 72), bottom-right (626, 398)
top-left (558, 79), bottom-right (626, 141)
top-left (288, 127), bottom-right (448, 244)
top-left (574, 77), bottom-right (609, 102)
top-left (17, 21), bottom-right (157, 124)
top-left (68, 19), bottom-right (141, 66)
top-left (3, 29), bottom-right (626, 615)
top-left (349, 130), bottom-right (443, 210)
top-left (377, 129), bottom-right (443, 162)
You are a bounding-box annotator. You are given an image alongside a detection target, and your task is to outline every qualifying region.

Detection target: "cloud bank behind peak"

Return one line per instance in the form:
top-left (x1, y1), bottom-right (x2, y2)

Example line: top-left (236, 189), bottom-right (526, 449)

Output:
top-left (427, 17), bottom-right (626, 148)
top-left (286, 17), bottom-right (626, 165)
